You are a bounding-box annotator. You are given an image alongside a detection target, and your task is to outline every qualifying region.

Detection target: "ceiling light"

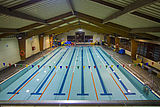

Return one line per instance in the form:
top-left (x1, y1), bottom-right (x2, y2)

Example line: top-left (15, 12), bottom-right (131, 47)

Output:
top-left (78, 29), bottom-right (83, 32)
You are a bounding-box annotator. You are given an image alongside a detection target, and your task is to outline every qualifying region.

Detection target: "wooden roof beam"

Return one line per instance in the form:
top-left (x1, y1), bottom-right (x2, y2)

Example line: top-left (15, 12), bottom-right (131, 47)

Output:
top-left (46, 12), bottom-right (73, 23)
top-left (81, 26), bottom-right (105, 34)
top-left (79, 22), bottom-right (111, 34)
top-left (77, 11), bottom-right (130, 32)
top-left (0, 17), bottom-right (76, 38)
top-left (135, 33), bottom-right (159, 39)
top-left (77, 12), bottom-right (158, 39)
top-left (75, 11), bottom-right (103, 23)
top-left (66, 0), bottom-right (75, 15)
top-left (81, 17), bottom-right (157, 39)
top-left (0, 12), bottom-right (73, 37)
top-left (46, 22), bottom-right (106, 36)
top-left (19, 12), bottom-right (73, 31)
top-left (131, 12), bottom-right (160, 23)
top-left (0, 5), bottom-right (47, 25)
top-left (27, 17), bottom-right (77, 38)
top-left (106, 22), bottom-right (131, 32)
top-left (103, 0), bottom-right (158, 23)
top-left (90, 0), bottom-right (160, 23)
top-left (77, 13), bottom-right (129, 37)
top-left (0, 28), bottom-right (19, 33)
top-left (66, 0), bottom-right (81, 26)
top-left (9, 0), bottom-right (44, 10)
top-left (52, 25), bottom-right (79, 35)
top-left (90, 0), bottom-right (123, 10)
top-left (44, 22), bottom-right (79, 35)
top-left (131, 27), bottom-right (160, 33)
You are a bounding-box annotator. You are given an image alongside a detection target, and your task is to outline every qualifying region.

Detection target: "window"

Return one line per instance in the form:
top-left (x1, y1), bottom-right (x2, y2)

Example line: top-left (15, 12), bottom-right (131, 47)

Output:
top-left (153, 44), bottom-right (160, 61)
top-left (120, 38), bottom-right (131, 51)
top-left (85, 35), bottom-right (93, 42)
top-left (75, 32), bottom-right (85, 42)
top-left (67, 36), bottom-right (75, 42)
top-left (137, 42), bottom-right (160, 62)
top-left (137, 42), bottom-right (147, 57)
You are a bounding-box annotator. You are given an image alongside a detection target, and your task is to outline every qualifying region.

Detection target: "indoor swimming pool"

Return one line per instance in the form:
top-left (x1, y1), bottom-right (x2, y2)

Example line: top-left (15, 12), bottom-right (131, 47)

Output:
top-left (0, 46), bottom-right (159, 101)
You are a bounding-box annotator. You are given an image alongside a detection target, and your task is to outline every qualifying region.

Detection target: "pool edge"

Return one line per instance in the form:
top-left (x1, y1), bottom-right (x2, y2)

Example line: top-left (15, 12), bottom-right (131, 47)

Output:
top-left (0, 100), bottom-right (160, 106)
top-left (100, 46), bottom-right (160, 99)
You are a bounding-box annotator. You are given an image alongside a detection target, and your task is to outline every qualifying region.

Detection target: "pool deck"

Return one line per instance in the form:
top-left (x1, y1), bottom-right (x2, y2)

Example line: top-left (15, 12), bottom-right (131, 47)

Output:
top-left (0, 45), bottom-right (160, 97)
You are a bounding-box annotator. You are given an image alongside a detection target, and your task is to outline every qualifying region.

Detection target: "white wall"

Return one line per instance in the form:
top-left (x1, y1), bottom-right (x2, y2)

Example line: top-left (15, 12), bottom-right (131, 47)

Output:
top-left (0, 35), bottom-right (51, 69)
top-left (0, 38), bottom-right (21, 69)
top-left (43, 35), bottom-right (50, 50)
top-left (93, 33), bottom-right (104, 43)
top-left (26, 35), bottom-right (40, 58)
top-left (57, 29), bottom-right (105, 42)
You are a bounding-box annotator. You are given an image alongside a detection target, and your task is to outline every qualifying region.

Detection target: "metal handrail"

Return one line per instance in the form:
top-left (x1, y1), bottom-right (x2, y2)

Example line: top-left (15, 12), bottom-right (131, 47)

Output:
top-left (0, 100), bottom-right (160, 106)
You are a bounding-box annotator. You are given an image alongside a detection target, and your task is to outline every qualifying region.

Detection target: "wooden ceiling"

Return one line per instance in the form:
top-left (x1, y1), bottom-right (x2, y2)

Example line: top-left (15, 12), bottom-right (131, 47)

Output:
top-left (0, 0), bottom-right (159, 39)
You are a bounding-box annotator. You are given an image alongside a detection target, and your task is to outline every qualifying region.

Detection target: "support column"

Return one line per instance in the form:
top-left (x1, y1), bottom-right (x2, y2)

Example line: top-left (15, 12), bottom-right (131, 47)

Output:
top-left (131, 39), bottom-right (138, 60)
top-left (39, 34), bottom-right (44, 51)
top-left (17, 33), bottom-right (26, 61)
top-left (115, 37), bottom-right (120, 52)
top-left (107, 36), bottom-right (111, 47)
top-left (49, 35), bottom-right (53, 47)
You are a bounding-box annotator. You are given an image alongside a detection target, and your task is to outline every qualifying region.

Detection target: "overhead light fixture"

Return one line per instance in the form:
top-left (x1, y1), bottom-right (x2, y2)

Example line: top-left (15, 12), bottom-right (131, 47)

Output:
top-left (118, 37), bottom-right (130, 40)
top-left (18, 37), bottom-right (22, 40)
top-left (78, 29), bottom-right (83, 32)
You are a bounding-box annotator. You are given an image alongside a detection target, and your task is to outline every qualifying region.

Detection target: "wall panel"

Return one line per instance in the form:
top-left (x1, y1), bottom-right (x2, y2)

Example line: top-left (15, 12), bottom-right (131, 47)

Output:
top-left (26, 35), bottom-right (40, 58)
top-left (0, 38), bottom-right (21, 69)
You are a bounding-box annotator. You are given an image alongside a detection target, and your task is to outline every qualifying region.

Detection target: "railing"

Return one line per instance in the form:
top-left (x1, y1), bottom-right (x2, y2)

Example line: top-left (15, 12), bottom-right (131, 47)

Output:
top-left (0, 100), bottom-right (160, 106)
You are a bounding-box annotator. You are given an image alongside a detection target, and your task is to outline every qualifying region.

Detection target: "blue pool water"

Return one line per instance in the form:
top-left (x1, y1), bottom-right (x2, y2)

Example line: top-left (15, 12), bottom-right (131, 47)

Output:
top-left (0, 46), bottom-right (159, 100)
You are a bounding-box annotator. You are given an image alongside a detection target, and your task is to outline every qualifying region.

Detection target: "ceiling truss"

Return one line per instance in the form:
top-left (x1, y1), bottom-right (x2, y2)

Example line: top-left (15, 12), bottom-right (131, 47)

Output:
top-left (90, 0), bottom-right (160, 23)
top-left (0, 0), bottom-right (159, 40)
